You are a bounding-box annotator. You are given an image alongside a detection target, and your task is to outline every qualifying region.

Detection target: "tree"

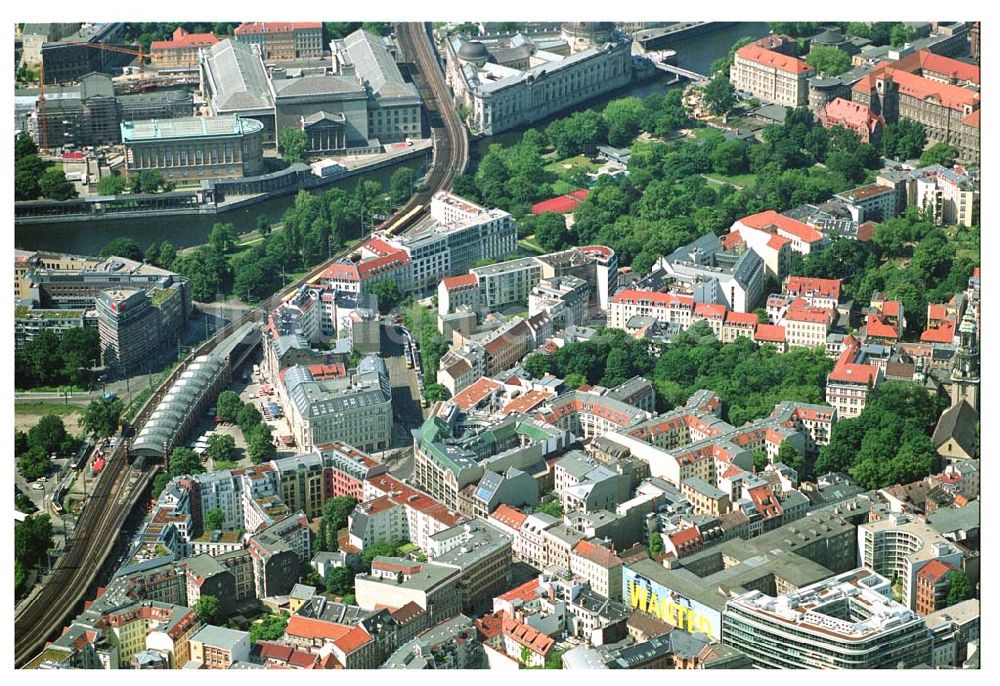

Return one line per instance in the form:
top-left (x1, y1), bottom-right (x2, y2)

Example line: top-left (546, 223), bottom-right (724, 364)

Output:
top-left (168, 447), bottom-right (205, 477)
top-left (946, 570), bottom-right (974, 606)
top-left (133, 170), bottom-right (165, 194)
top-left (424, 384), bottom-right (449, 403)
top-left (28, 415), bottom-right (72, 456)
top-left (360, 540), bottom-right (406, 571)
top-left (326, 566), bottom-right (355, 596)
top-left (18, 447), bottom-right (50, 481)
top-left (96, 174), bottom-right (127, 195)
top-left (369, 279), bottom-right (402, 314)
top-left (603, 97), bottom-right (645, 148)
top-left (232, 254), bottom-right (282, 302)
top-left (157, 241), bottom-right (177, 271)
top-left (533, 212), bottom-right (570, 252)
top-left (647, 531), bottom-right (665, 558)
top-left (279, 127), bottom-right (309, 163)
top-left (15, 154), bottom-right (49, 200)
top-left (38, 167), bottom-right (77, 200)
top-left (250, 611), bottom-right (289, 642)
top-left (564, 372), bottom-right (587, 390)
top-left (236, 403), bottom-right (263, 432)
top-left (256, 214), bottom-right (271, 237)
top-left (545, 648), bottom-right (566, 669)
top-left (245, 423), bottom-right (277, 464)
top-left (805, 45), bottom-right (852, 76)
top-left (15, 514), bottom-right (53, 570)
top-left (752, 450), bottom-right (769, 473)
top-left (209, 222), bottom-right (238, 253)
top-left (703, 73), bottom-right (736, 116)
top-left (15, 560), bottom-right (27, 598)
top-left (15, 133), bottom-right (37, 160)
top-left (711, 139), bottom-right (750, 176)
top-left (919, 142), bottom-right (958, 168)
top-left (80, 396), bottom-right (124, 439)
top-left (205, 434), bottom-right (237, 465)
top-left (777, 441), bottom-right (805, 474)
top-left (389, 167), bottom-right (416, 206)
top-left (890, 24), bottom-right (914, 47)
top-left (193, 595), bottom-right (221, 624)
top-left (100, 238), bottom-right (144, 261)
top-left (205, 508), bottom-right (225, 531)
top-left (536, 500), bottom-right (563, 519)
top-left (881, 120), bottom-right (926, 161)
top-left (216, 390), bottom-right (243, 423)
top-left (546, 109), bottom-right (606, 157)
top-left (322, 496), bottom-right (359, 533)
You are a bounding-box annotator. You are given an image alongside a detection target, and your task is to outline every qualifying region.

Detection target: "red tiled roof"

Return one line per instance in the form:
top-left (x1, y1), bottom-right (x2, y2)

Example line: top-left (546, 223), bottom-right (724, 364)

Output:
top-left (333, 626), bottom-right (372, 655)
top-left (736, 45), bottom-right (814, 74)
top-left (475, 611), bottom-right (505, 640)
top-left (502, 616), bottom-right (554, 656)
top-left (921, 320), bottom-right (955, 343)
top-left (499, 578), bottom-right (541, 604)
top-left (668, 527), bottom-right (702, 548)
top-left (740, 210), bottom-right (825, 244)
top-left (451, 376), bottom-right (502, 410)
top-left (916, 559), bottom-right (957, 583)
top-left (531, 189), bottom-right (589, 215)
top-left (785, 276), bottom-right (842, 301)
top-left (820, 97), bottom-right (884, 134)
top-left (442, 273), bottom-right (478, 290)
top-left (285, 616), bottom-right (352, 642)
top-left (502, 389), bottom-right (555, 415)
top-left (857, 222), bottom-right (875, 242)
top-left (357, 250), bottom-right (410, 281)
top-left (726, 311), bottom-right (758, 326)
top-left (150, 30), bottom-right (218, 50)
top-left (391, 601), bottom-right (426, 625)
top-left (490, 503), bottom-right (529, 531)
top-left (573, 539), bottom-right (623, 568)
top-left (887, 68), bottom-right (979, 112)
top-left (767, 234), bottom-right (791, 250)
top-left (720, 232), bottom-right (745, 250)
top-left (748, 484), bottom-right (783, 519)
top-left (611, 289), bottom-right (695, 308)
top-left (694, 303), bottom-right (726, 320)
top-left (828, 340), bottom-right (877, 385)
top-left (961, 109), bottom-right (980, 128)
top-left (879, 300), bottom-right (901, 318)
top-left (234, 22), bottom-right (321, 34)
top-left (754, 324), bottom-right (786, 342)
top-left (864, 314), bottom-right (900, 340)
top-left (321, 263), bottom-right (360, 282)
top-left (919, 52), bottom-right (980, 84)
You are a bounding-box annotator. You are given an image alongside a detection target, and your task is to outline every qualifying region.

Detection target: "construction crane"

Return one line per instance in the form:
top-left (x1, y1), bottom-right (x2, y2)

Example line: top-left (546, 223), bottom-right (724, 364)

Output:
top-left (37, 42), bottom-right (145, 152)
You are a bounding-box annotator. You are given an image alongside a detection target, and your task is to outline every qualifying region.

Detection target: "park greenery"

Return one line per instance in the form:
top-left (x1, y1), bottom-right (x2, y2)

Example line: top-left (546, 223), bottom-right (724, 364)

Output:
top-left (15, 328), bottom-right (100, 390)
top-left (815, 382), bottom-right (949, 489)
top-left (524, 326), bottom-right (833, 425)
top-left (15, 415), bottom-right (79, 481)
top-left (15, 134), bottom-right (77, 201)
top-left (789, 209), bottom-right (978, 336)
top-left (946, 570), bottom-right (975, 607)
top-left (193, 594), bottom-right (222, 624)
top-left (881, 120), bottom-right (928, 162)
top-left (152, 446), bottom-right (206, 498)
top-left (213, 390), bottom-right (277, 466)
top-left (536, 500), bottom-right (564, 519)
top-left (647, 531), bottom-right (665, 558)
top-left (249, 611), bottom-right (289, 643)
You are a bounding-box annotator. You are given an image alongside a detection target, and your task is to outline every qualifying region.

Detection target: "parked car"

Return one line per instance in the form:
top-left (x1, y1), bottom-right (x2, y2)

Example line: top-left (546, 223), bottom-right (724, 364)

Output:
top-left (32, 483), bottom-right (44, 491)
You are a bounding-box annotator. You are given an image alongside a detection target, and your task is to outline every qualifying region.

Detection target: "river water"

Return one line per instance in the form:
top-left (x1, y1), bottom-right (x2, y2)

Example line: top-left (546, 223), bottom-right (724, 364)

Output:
top-left (16, 21), bottom-right (770, 255)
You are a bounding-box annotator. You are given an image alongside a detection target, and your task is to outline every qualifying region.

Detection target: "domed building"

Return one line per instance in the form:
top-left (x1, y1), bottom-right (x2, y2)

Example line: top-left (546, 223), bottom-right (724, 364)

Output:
top-left (456, 40), bottom-right (490, 69)
top-left (560, 21), bottom-right (615, 51)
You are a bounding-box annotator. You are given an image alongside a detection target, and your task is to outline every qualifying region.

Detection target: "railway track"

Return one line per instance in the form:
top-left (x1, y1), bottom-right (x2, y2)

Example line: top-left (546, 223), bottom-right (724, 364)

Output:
top-left (14, 22), bottom-right (468, 667)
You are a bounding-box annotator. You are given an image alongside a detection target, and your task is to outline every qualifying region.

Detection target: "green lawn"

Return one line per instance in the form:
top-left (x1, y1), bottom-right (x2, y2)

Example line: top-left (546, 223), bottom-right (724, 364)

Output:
top-left (519, 238), bottom-right (546, 255)
top-left (703, 172), bottom-right (757, 188)
top-left (550, 179), bottom-right (578, 196)
top-left (544, 154), bottom-right (598, 180)
top-left (14, 402), bottom-right (79, 416)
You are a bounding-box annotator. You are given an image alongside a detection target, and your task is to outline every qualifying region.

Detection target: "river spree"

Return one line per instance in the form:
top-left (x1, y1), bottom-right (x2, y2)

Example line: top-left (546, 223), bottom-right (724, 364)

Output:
top-left (16, 22), bottom-right (770, 255)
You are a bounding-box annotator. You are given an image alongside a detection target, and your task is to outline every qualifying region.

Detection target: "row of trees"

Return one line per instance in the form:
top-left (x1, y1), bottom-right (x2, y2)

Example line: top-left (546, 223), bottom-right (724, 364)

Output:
top-left (15, 134), bottom-right (77, 201)
top-left (15, 328), bottom-right (100, 390)
top-left (315, 496), bottom-right (359, 552)
top-left (402, 300), bottom-right (450, 390)
top-left (96, 170), bottom-right (172, 196)
top-left (769, 22), bottom-right (915, 48)
top-left (216, 390), bottom-right (278, 465)
top-left (15, 514), bottom-right (54, 599)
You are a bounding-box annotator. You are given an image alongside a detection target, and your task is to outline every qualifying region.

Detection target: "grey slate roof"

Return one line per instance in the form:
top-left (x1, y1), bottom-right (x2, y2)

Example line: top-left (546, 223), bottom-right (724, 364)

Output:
top-left (203, 40), bottom-right (273, 113)
top-left (272, 74), bottom-right (365, 99)
top-left (931, 401), bottom-right (978, 456)
top-left (343, 29), bottom-right (420, 102)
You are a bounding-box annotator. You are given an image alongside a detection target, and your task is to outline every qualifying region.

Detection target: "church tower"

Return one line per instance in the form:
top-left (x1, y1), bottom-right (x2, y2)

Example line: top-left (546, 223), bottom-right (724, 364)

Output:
top-left (949, 310), bottom-right (979, 411)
